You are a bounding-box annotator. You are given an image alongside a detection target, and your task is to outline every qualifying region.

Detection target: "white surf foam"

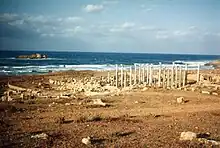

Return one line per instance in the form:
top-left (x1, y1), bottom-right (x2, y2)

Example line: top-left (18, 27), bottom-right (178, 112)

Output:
top-left (0, 60), bottom-right (215, 75)
top-left (174, 60), bottom-right (211, 66)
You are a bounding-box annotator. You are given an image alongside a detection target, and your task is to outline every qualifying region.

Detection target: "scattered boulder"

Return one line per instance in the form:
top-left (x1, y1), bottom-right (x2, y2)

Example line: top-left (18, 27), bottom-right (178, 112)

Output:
top-left (86, 115), bottom-right (102, 122)
top-left (201, 90), bottom-right (211, 95)
top-left (48, 102), bottom-right (57, 107)
top-left (176, 97), bottom-right (185, 104)
top-left (49, 79), bottom-right (54, 84)
top-left (31, 133), bottom-right (48, 140)
top-left (7, 96), bottom-right (13, 101)
top-left (191, 88), bottom-right (196, 92)
top-left (1, 96), bottom-right (7, 101)
top-left (93, 99), bottom-right (106, 106)
top-left (142, 87), bottom-right (148, 91)
top-left (31, 90), bottom-right (40, 95)
top-left (60, 95), bottom-right (70, 99)
top-left (212, 92), bottom-right (218, 96)
top-left (82, 137), bottom-right (91, 145)
top-left (20, 93), bottom-right (24, 99)
top-left (198, 138), bottom-right (220, 146)
top-left (4, 91), bottom-right (13, 101)
top-left (65, 103), bottom-right (71, 106)
top-left (180, 131), bottom-right (197, 141)
top-left (180, 131), bottom-right (220, 145)
top-left (8, 84), bottom-right (26, 92)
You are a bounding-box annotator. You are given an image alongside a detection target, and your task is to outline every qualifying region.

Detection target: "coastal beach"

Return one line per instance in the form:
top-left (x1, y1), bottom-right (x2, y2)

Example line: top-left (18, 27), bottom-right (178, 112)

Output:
top-left (1, 0), bottom-right (220, 147)
top-left (1, 54), bottom-right (220, 147)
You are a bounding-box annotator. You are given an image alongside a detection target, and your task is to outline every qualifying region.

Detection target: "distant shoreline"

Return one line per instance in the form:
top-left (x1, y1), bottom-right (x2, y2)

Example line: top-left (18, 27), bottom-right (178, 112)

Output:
top-left (1, 49), bottom-right (220, 56)
top-left (1, 50), bottom-right (219, 76)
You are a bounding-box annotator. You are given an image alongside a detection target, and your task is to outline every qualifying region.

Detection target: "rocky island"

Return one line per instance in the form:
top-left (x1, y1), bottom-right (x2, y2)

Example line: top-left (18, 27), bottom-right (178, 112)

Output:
top-left (16, 53), bottom-right (48, 59)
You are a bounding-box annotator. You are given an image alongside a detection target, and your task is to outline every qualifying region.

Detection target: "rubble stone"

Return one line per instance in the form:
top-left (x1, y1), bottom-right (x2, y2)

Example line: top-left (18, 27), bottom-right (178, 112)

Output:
top-left (212, 92), bottom-right (218, 96)
top-left (177, 97), bottom-right (185, 104)
top-left (180, 131), bottom-right (197, 141)
top-left (49, 79), bottom-right (54, 84)
top-left (31, 133), bottom-right (48, 139)
top-left (82, 137), bottom-right (91, 145)
top-left (93, 99), bottom-right (106, 106)
top-left (201, 91), bottom-right (211, 95)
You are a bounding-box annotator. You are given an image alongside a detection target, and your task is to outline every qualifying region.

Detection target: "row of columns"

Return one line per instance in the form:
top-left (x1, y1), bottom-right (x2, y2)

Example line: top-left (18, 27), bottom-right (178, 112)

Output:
top-left (106, 62), bottom-right (201, 89)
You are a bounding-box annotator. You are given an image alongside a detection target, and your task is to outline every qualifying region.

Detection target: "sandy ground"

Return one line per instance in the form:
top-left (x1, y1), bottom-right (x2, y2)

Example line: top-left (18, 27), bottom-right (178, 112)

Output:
top-left (0, 70), bottom-right (220, 148)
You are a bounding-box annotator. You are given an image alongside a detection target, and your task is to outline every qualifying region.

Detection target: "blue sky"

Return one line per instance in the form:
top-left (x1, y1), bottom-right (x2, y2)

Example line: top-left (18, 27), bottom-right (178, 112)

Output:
top-left (0, 0), bottom-right (219, 54)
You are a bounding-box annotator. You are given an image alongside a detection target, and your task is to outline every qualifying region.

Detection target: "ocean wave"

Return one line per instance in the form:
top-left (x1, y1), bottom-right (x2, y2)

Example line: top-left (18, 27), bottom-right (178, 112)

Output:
top-left (0, 66), bottom-right (9, 68)
top-left (0, 62), bottom-right (215, 75)
top-left (64, 64), bottom-right (106, 68)
top-left (174, 60), bottom-right (211, 66)
top-left (11, 65), bottom-right (62, 69)
top-left (0, 64), bottom-right (117, 75)
top-left (0, 70), bottom-right (12, 73)
top-left (9, 64), bottom-right (111, 69)
top-left (2, 62), bottom-right (214, 70)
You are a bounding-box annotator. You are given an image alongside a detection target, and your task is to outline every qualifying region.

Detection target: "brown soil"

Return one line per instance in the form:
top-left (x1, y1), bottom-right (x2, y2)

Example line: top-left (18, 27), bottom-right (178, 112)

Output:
top-left (0, 70), bottom-right (220, 148)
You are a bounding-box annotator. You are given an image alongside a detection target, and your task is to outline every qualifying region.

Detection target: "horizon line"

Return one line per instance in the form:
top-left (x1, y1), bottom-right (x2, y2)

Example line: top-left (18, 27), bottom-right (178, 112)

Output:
top-left (1, 49), bottom-right (220, 56)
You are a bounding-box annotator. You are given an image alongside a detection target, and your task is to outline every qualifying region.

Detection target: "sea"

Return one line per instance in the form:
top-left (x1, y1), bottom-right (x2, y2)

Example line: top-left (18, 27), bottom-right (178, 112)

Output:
top-left (0, 50), bottom-right (220, 76)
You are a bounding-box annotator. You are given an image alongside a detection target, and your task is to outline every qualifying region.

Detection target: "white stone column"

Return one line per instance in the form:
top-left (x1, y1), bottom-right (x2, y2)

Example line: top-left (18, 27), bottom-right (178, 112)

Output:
top-left (158, 62), bottom-right (162, 87)
top-left (134, 64), bottom-right (137, 85)
top-left (115, 64), bottom-right (118, 88)
top-left (197, 64), bottom-right (200, 83)
top-left (146, 64), bottom-right (149, 85)
top-left (142, 64), bottom-right (145, 83)
top-left (149, 64), bottom-right (153, 86)
top-left (171, 62), bottom-right (175, 88)
top-left (130, 66), bottom-right (132, 86)
top-left (124, 67), bottom-right (126, 88)
top-left (139, 64), bottom-right (141, 84)
top-left (183, 64), bottom-right (188, 86)
top-left (121, 64), bottom-right (123, 87)
top-left (179, 66), bottom-right (182, 87)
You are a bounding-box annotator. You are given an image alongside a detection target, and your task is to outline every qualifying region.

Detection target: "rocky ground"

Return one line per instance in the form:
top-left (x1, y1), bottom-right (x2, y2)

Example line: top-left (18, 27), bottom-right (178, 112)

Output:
top-left (205, 60), bottom-right (220, 69)
top-left (0, 69), bottom-right (220, 148)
